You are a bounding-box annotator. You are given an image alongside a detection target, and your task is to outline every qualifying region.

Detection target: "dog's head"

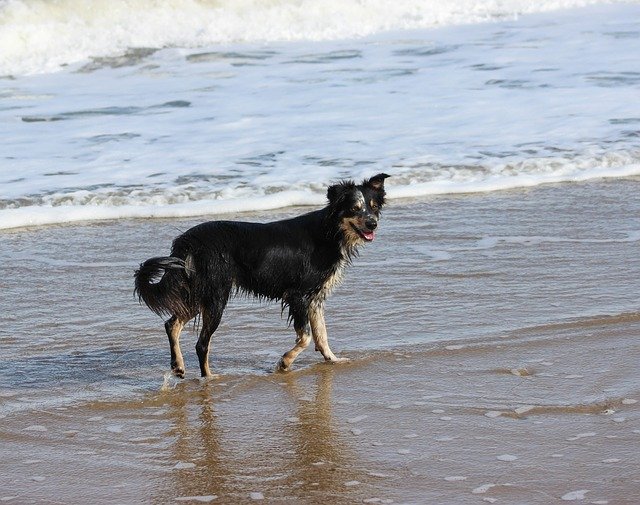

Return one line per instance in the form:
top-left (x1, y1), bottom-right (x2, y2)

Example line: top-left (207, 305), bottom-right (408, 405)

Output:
top-left (327, 173), bottom-right (390, 248)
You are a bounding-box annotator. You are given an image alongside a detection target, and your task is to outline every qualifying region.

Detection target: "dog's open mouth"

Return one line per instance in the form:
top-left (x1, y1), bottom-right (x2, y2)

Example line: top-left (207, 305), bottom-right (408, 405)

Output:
top-left (351, 224), bottom-right (375, 242)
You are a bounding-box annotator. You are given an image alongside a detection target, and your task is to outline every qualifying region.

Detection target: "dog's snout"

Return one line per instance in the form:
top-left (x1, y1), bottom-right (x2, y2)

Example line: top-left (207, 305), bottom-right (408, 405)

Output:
top-left (365, 218), bottom-right (378, 231)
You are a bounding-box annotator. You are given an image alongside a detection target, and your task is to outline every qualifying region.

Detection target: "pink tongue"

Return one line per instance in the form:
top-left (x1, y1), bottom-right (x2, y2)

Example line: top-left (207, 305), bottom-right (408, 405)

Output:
top-left (362, 231), bottom-right (375, 241)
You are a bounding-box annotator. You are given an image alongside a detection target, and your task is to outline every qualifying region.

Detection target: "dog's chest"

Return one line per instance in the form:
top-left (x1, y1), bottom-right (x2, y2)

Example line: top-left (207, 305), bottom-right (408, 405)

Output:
top-left (316, 259), bottom-right (347, 302)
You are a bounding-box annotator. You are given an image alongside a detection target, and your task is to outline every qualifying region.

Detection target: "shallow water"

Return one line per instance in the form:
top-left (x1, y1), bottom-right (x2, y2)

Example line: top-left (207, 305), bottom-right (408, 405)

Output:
top-left (2, 178), bottom-right (639, 412)
top-left (1, 179), bottom-right (640, 502)
top-left (2, 2), bottom-right (640, 501)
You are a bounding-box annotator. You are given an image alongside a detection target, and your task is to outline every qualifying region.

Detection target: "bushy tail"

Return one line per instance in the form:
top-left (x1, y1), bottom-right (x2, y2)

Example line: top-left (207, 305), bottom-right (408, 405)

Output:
top-left (134, 256), bottom-right (193, 319)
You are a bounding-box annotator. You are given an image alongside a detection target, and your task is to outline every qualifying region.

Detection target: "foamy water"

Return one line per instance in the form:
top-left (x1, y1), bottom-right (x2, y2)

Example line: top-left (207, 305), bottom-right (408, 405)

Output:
top-left (1, 0), bottom-right (631, 76)
top-left (1, 1), bottom-right (639, 229)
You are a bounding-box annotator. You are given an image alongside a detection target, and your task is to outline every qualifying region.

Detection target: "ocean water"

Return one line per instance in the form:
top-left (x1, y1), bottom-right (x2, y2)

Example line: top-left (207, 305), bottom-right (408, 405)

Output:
top-left (2, 5), bottom-right (640, 501)
top-left (1, 0), bottom-right (639, 229)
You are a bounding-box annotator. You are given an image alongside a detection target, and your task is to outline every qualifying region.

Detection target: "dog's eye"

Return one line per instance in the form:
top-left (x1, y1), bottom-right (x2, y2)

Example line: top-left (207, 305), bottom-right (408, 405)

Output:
top-left (370, 201), bottom-right (379, 210)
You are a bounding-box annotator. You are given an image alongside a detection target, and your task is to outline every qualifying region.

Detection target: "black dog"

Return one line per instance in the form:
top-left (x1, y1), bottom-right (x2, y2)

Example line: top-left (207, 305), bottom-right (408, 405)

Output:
top-left (134, 173), bottom-right (389, 377)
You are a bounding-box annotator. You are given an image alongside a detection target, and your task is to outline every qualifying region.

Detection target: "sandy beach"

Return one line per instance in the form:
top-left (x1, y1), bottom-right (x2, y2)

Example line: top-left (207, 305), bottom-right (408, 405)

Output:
top-left (1, 178), bottom-right (639, 504)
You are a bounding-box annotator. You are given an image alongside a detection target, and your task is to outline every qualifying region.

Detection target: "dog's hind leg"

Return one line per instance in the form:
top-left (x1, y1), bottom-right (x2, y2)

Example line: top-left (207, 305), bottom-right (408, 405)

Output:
top-left (165, 316), bottom-right (188, 378)
top-left (195, 298), bottom-right (227, 378)
top-left (276, 296), bottom-right (311, 372)
top-left (309, 301), bottom-right (349, 364)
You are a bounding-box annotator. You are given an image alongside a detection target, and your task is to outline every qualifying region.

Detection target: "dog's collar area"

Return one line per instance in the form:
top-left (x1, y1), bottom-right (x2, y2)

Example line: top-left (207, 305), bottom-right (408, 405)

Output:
top-left (350, 223), bottom-right (375, 242)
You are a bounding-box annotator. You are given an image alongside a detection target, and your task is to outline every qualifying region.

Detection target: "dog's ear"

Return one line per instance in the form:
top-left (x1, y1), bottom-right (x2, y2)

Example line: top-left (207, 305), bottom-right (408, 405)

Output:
top-left (363, 173), bottom-right (390, 191)
top-left (327, 181), bottom-right (354, 205)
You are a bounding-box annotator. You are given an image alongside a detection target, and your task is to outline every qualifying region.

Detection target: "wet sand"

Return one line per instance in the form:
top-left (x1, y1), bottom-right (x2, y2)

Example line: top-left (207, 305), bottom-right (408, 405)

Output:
top-left (1, 179), bottom-right (640, 503)
top-left (1, 320), bottom-right (639, 504)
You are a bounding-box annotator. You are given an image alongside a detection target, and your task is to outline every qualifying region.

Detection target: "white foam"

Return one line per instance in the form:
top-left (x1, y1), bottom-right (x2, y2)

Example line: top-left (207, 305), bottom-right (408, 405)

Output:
top-left (344, 481), bottom-right (360, 487)
top-left (175, 497), bottom-right (217, 503)
top-left (472, 483), bottom-right (496, 494)
top-left (567, 432), bottom-right (596, 441)
top-left (4, 155), bottom-right (640, 232)
top-left (0, 191), bottom-right (324, 231)
top-left (249, 492), bottom-right (264, 500)
top-left (0, 0), bottom-right (626, 76)
top-left (561, 489), bottom-right (589, 501)
top-left (444, 476), bottom-right (467, 482)
top-left (497, 454), bottom-right (518, 462)
top-left (2, 4), bottom-right (640, 231)
top-left (173, 462), bottom-right (197, 470)
top-left (161, 372), bottom-right (181, 391)
top-left (23, 425), bottom-right (47, 432)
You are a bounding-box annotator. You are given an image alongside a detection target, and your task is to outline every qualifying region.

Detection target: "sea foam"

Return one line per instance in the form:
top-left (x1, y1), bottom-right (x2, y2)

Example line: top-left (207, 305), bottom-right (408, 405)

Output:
top-left (0, 0), bottom-right (629, 76)
top-left (1, 2), bottom-right (639, 230)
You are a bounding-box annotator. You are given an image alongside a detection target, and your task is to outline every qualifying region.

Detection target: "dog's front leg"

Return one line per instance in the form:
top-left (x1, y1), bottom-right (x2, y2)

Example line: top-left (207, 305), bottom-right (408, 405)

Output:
top-left (309, 302), bottom-right (349, 364)
top-left (277, 326), bottom-right (312, 372)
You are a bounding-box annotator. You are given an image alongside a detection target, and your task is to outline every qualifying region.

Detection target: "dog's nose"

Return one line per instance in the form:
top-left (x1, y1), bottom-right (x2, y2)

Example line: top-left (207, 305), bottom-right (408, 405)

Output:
top-left (365, 219), bottom-right (378, 231)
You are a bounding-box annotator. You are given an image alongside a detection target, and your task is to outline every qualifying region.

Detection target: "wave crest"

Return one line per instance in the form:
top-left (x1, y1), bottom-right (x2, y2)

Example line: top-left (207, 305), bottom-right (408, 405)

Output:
top-left (0, 0), bottom-right (627, 75)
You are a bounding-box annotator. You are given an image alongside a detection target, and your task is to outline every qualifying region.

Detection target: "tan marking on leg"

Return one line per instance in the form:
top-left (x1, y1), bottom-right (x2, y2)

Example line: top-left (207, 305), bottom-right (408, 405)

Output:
top-left (165, 317), bottom-right (186, 378)
top-left (309, 302), bottom-right (349, 363)
top-left (277, 327), bottom-right (312, 372)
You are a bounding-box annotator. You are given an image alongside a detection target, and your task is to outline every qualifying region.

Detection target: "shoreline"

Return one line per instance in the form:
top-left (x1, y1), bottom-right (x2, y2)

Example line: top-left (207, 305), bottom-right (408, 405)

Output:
top-left (1, 175), bottom-right (639, 233)
top-left (1, 178), bottom-right (639, 503)
top-left (1, 312), bottom-right (638, 504)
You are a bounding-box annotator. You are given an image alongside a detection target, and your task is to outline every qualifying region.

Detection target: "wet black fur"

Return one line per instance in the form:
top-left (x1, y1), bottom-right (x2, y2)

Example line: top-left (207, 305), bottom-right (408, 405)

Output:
top-left (134, 173), bottom-right (389, 375)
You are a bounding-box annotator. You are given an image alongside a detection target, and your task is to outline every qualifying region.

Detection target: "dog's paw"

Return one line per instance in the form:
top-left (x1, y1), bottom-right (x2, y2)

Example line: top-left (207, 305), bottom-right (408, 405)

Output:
top-left (326, 356), bottom-right (350, 365)
top-left (171, 366), bottom-right (185, 379)
top-left (275, 358), bottom-right (291, 373)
